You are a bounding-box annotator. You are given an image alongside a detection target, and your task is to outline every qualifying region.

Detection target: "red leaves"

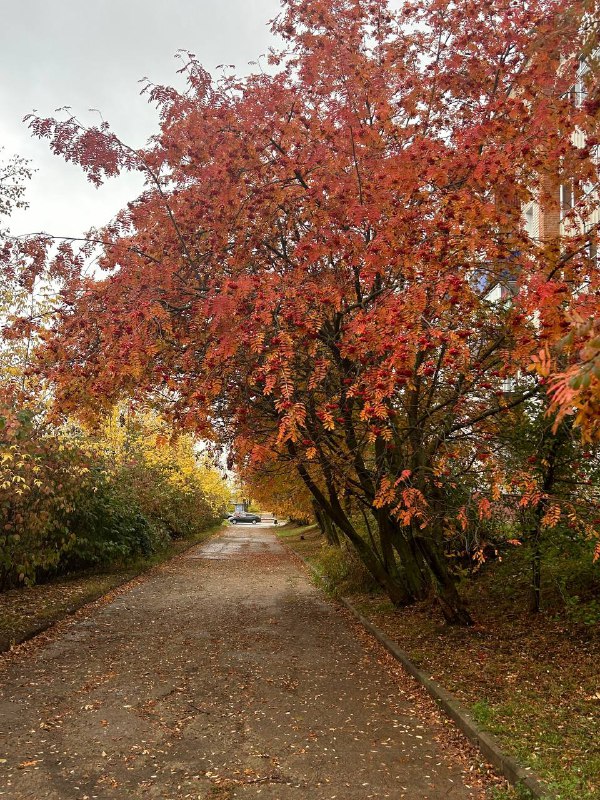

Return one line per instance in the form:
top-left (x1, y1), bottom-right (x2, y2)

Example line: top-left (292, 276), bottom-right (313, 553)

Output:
top-left (25, 115), bottom-right (138, 187)
top-left (8, 0), bottom-right (598, 574)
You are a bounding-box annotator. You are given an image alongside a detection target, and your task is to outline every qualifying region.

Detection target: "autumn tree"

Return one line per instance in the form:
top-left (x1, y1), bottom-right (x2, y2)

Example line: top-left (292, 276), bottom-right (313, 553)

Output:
top-left (0, 150), bottom-right (230, 586)
top-left (9, 0), bottom-right (600, 621)
top-left (0, 149), bottom-right (30, 229)
top-left (240, 457), bottom-right (315, 525)
top-left (0, 154), bottom-right (83, 588)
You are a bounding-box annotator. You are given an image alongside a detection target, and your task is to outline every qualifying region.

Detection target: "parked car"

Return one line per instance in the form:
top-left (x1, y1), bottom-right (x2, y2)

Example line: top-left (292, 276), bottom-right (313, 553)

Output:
top-left (228, 513), bottom-right (262, 525)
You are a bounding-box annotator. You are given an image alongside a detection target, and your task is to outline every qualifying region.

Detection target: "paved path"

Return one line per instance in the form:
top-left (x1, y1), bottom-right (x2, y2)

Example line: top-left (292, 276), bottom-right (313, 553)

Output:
top-left (0, 526), bottom-right (489, 799)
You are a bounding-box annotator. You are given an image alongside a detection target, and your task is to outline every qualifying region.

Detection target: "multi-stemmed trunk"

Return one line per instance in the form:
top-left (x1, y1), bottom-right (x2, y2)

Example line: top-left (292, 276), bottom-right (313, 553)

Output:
top-left (313, 500), bottom-right (341, 547)
top-left (294, 443), bottom-right (472, 624)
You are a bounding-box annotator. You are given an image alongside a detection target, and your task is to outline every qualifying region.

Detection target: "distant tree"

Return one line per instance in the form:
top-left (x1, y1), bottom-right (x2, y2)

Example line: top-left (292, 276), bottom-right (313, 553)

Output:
top-left (0, 149), bottom-right (31, 230)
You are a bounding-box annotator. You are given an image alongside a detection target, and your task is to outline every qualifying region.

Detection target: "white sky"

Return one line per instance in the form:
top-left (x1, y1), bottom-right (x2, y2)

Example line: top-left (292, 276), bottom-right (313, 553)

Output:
top-left (1, 0), bottom-right (281, 238)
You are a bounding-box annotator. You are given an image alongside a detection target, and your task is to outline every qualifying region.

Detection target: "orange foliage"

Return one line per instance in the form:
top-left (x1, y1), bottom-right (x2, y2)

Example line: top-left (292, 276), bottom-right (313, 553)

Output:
top-left (3, 0), bottom-right (600, 615)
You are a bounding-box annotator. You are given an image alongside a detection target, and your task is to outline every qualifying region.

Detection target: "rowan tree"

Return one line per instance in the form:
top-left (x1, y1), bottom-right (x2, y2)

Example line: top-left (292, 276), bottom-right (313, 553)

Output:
top-left (8, 0), bottom-right (600, 621)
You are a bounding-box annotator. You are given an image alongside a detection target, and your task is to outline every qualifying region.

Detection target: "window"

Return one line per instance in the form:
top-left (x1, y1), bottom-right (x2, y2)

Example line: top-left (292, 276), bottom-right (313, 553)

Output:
top-left (524, 204), bottom-right (535, 237)
top-left (586, 228), bottom-right (598, 268)
top-left (560, 182), bottom-right (574, 216)
top-left (570, 56), bottom-right (589, 107)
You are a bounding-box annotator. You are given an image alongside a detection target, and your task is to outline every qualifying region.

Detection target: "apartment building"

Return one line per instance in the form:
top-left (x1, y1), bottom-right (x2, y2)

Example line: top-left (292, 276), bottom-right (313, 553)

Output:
top-left (522, 55), bottom-right (600, 254)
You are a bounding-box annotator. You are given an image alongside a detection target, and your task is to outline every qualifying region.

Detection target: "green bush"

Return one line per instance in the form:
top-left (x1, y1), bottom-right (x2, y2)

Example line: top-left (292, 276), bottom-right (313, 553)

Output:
top-left (317, 543), bottom-right (379, 596)
top-left (59, 471), bottom-right (166, 571)
top-left (0, 407), bottom-right (230, 590)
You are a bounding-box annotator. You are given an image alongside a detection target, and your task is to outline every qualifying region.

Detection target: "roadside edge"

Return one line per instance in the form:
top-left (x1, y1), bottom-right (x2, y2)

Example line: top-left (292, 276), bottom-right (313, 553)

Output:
top-left (0, 524), bottom-right (224, 654)
top-left (286, 544), bottom-right (554, 800)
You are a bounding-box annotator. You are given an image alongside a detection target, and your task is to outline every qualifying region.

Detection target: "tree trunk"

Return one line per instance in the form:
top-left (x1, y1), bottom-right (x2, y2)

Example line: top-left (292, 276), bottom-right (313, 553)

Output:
top-left (341, 523), bottom-right (412, 606)
top-left (524, 422), bottom-right (565, 613)
top-left (415, 532), bottom-right (473, 625)
top-left (531, 526), bottom-right (542, 614)
top-left (293, 459), bottom-right (411, 605)
top-left (378, 512), bottom-right (431, 601)
top-left (313, 501), bottom-right (341, 547)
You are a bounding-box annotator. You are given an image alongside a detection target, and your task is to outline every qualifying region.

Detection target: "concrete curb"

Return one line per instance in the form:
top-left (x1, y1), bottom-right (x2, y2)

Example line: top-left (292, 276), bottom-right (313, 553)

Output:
top-left (290, 549), bottom-right (554, 800)
top-left (338, 597), bottom-right (552, 799)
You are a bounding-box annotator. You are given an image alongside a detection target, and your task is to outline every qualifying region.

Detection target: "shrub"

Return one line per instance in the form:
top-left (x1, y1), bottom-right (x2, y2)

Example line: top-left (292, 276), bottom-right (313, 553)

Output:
top-left (318, 543), bottom-right (379, 596)
top-left (59, 470), bottom-right (165, 571)
top-left (0, 409), bottom-right (87, 589)
top-left (0, 407), bottom-right (230, 590)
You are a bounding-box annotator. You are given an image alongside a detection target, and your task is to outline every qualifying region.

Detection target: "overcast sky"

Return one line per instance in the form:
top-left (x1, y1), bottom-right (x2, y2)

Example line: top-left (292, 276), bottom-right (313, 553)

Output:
top-left (1, 0), bottom-right (281, 238)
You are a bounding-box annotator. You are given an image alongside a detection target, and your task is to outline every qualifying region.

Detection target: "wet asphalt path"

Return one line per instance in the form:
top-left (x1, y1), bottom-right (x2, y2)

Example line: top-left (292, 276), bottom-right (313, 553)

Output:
top-left (0, 524), bottom-right (488, 799)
